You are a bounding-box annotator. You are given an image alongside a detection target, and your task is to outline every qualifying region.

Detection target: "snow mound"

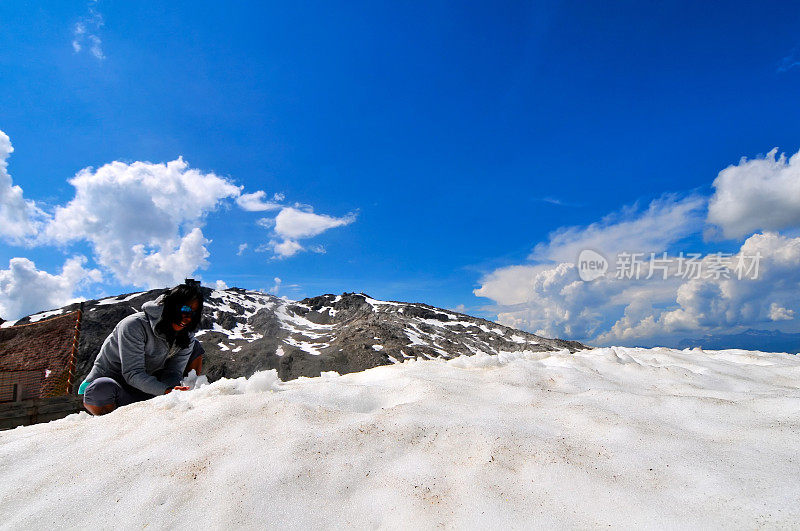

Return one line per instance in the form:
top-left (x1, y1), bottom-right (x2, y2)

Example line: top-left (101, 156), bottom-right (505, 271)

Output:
top-left (1, 347), bottom-right (799, 528)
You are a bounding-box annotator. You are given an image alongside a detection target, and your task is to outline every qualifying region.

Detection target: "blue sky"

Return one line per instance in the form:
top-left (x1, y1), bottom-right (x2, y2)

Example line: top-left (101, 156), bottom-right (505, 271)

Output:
top-left (2, 1), bottom-right (800, 345)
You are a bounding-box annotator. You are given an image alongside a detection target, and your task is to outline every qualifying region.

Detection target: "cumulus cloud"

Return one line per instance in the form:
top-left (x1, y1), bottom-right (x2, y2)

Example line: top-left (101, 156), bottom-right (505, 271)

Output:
top-left (477, 229), bottom-right (800, 345)
top-left (597, 232), bottom-right (800, 343)
top-left (0, 131), bottom-right (263, 287)
top-left (41, 157), bottom-right (240, 287)
top-left (707, 148), bottom-right (800, 240)
top-left (476, 195), bottom-right (707, 340)
top-left (475, 264), bottom-right (552, 307)
top-left (769, 302), bottom-right (795, 322)
top-left (237, 243), bottom-right (248, 255)
top-left (270, 238), bottom-right (304, 258)
top-left (475, 262), bottom-right (640, 340)
top-left (126, 228), bottom-right (212, 288)
top-left (0, 129), bottom-right (356, 315)
top-left (0, 131), bottom-right (48, 243)
top-left (236, 191), bottom-right (283, 212)
top-left (0, 256), bottom-right (102, 320)
top-left (214, 280), bottom-right (229, 290)
top-left (476, 177), bottom-right (800, 344)
top-left (259, 206), bottom-right (357, 259)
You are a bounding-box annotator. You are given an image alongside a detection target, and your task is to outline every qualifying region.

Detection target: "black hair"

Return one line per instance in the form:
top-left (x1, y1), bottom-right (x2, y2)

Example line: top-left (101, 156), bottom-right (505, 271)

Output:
top-left (155, 280), bottom-right (204, 349)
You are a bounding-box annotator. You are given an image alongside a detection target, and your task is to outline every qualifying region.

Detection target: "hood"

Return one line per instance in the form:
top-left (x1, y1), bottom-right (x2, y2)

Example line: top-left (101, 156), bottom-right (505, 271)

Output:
top-left (142, 295), bottom-right (166, 333)
top-left (142, 295), bottom-right (195, 342)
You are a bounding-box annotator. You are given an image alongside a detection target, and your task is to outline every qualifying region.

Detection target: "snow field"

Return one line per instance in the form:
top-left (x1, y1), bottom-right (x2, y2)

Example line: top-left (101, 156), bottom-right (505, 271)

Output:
top-left (0, 347), bottom-right (798, 528)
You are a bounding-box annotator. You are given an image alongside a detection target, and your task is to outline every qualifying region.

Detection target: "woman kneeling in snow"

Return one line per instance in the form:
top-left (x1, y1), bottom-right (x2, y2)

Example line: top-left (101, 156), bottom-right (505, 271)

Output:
top-left (79, 280), bottom-right (205, 416)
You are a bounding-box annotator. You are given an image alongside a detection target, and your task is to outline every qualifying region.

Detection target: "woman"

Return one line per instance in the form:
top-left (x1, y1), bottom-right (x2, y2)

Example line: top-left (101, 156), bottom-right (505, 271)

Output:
top-left (80, 280), bottom-right (204, 416)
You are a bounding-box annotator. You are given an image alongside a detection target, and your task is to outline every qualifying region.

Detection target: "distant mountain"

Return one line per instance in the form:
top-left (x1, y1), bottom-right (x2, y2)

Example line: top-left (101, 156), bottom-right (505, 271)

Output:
top-left (677, 329), bottom-right (800, 354)
top-left (2, 288), bottom-right (586, 384)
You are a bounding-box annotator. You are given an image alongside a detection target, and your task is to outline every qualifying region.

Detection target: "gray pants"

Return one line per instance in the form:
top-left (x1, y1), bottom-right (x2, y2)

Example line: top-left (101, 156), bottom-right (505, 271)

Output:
top-left (83, 377), bottom-right (157, 407)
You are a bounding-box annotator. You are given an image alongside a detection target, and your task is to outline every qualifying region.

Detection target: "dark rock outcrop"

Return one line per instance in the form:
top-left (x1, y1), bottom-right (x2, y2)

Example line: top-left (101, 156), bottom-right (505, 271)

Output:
top-left (5, 288), bottom-right (588, 385)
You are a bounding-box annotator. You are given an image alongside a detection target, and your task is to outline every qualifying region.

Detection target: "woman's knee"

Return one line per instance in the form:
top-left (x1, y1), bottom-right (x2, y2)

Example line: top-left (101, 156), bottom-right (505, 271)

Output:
top-left (82, 377), bottom-right (121, 415)
top-left (84, 402), bottom-right (116, 416)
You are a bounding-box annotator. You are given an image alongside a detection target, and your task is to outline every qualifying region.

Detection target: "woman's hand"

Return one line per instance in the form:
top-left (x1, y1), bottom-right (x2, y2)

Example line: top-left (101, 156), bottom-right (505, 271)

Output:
top-left (164, 386), bottom-right (191, 394)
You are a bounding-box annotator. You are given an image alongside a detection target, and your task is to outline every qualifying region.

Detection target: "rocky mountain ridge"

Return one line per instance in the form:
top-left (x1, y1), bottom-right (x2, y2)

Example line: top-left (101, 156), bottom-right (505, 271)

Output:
top-left (2, 288), bottom-right (587, 383)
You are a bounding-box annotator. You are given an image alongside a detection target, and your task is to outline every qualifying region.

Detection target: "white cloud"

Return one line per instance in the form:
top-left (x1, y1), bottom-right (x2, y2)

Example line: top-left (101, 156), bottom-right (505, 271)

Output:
top-left (72, 22), bottom-right (86, 53)
top-left (476, 231), bottom-right (800, 345)
top-left (270, 277), bottom-right (281, 294)
top-left (237, 243), bottom-right (248, 255)
top-left (0, 129), bottom-right (354, 305)
top-left (598, 232), bottom-right (800, 343)
top-left (256, 218), bottom-right (275, 229)
top-left (533, 194), bottom-right (706, 262)
top-left (0, 131), bottom-right (48, 243)
top-left (474, 194), bottom-right (708, 341)
top-left (769, 302), bottom-right (795, 322)
top-left (260, 206), bottom-right (356, 259)
top-left (475, 264), bottom-right (552, 306)
top-left (535, 196), bottom-right (580, 207)
top-left (72, 4), bottom-right (105, 60)
top-left (88, 35), bottom-right (104, 60)
top-left (0, 130), bottom-right (267, 288)
top-left (236, 191), bottom-right (283, 212)
top-left (707, 148), bottom-right (800, 240)
top-left (125, 228), bottom-right (212, 288)
top-left (476, 180), bottom-right (800, 344)
top-left (271, 239), bottom-right (304, 258)
top-left (475, 262), bottom-right (635, 340)
top-left (0, 256), bottom-right (102, 320)
top-left (42, 157), bottom-right (240, 288)
top-left (214, 280), bottom-right (229, 290)
top-left (274, 207), bottom-right (356, 239)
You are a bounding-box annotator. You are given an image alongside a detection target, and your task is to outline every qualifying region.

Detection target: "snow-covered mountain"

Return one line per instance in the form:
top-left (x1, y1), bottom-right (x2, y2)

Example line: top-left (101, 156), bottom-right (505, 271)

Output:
top-left (2, 288), bottom-right (585, 383)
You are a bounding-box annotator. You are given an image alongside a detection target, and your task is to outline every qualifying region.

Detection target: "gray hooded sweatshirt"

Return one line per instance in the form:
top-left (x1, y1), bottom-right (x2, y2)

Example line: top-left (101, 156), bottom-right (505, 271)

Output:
top-left (84, 296), bottom-right (195, 396)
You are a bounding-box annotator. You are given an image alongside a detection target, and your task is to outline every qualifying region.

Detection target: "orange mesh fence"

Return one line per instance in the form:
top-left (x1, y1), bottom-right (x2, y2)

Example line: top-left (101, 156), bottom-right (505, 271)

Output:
top-left (0, 307), bottom-right (82, 402)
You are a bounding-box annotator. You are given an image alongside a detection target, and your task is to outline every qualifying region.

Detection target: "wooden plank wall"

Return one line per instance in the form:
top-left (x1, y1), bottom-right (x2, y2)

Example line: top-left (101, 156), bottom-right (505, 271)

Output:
top-left (0, 396), bottom-right (84, 430)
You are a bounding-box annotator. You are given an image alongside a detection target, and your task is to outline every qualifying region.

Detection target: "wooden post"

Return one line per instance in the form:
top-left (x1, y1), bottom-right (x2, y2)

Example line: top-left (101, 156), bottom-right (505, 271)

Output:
top-left (66, 302), bottom-right (84, 395)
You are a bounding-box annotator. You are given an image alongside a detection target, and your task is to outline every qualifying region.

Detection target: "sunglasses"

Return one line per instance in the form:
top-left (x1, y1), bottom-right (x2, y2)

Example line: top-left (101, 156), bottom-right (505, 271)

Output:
top-left (180, 305), bottom-right (197, 317)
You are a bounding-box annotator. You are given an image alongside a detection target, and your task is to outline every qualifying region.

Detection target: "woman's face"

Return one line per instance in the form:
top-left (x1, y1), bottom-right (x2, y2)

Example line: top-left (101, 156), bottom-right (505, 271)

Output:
top-left (172, 298), bottom-right (200, 332)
